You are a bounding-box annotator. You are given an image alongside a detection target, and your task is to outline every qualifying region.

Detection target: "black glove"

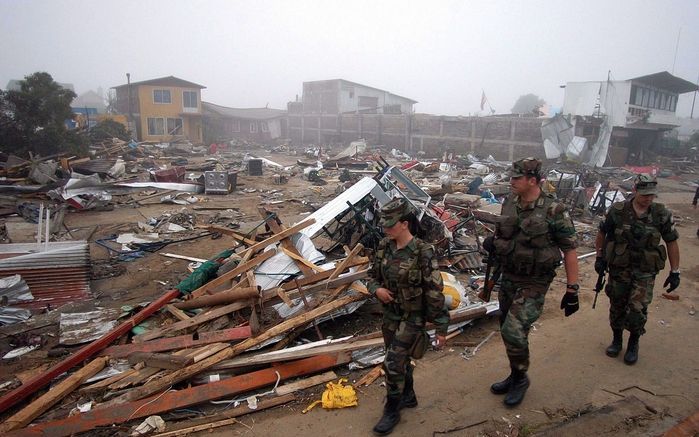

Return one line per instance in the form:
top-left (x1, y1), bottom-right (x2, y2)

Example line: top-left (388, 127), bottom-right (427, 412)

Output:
top-left (560, 292), bottom-right (579, 317)
top-left (483, 236), bottom-right (495, 254)
top-left (663, 272), bottom-right (680, 292)
top-left (594, 256), bottom-right (607, 275)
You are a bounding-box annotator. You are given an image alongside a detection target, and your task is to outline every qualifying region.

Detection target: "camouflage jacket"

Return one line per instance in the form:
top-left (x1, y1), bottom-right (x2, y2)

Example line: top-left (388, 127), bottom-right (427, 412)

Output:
top-left (493, 192), bottom-right (577, 278)
top-left (600, 198), bottom-right (678, 274)
top-left (367, 237), bottom-right (450, 336)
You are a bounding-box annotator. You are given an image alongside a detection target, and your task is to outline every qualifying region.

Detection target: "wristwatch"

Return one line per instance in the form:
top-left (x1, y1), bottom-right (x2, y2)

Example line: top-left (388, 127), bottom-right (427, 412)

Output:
top-left (566, 283), bottom-right (580, 291)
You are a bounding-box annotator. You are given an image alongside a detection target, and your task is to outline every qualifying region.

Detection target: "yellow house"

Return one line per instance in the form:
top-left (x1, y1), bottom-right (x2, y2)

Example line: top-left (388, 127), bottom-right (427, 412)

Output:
top-left (112, 76), bottom-right (205, 143)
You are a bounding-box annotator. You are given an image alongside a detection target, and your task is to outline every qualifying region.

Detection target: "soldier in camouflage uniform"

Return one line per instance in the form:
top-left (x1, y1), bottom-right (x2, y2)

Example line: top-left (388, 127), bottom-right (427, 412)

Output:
top-left (367, 198), bottom-right (450, 435)
top-left (487, 158), bottom-right (579, 406)
top-left (594, 174), bottom-right (681, 364)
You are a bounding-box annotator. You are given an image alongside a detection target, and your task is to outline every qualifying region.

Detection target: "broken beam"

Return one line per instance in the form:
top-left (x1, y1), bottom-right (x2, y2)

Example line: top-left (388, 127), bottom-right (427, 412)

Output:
top-left (6, 354), bottom-right (348, 437)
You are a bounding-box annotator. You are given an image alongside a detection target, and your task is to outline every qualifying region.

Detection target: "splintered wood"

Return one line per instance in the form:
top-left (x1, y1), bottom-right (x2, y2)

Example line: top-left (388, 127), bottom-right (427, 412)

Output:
top-left (0, 213), bottom-right (372, 436)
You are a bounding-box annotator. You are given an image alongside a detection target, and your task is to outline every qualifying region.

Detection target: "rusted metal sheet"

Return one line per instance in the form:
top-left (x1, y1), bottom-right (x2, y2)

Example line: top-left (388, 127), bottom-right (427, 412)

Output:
top-left (0, 289), bottom-right (181, 415)
top-left (0, 242), bottom-right (91, 311)
top-left (6, 352), bottom-right (350, 437)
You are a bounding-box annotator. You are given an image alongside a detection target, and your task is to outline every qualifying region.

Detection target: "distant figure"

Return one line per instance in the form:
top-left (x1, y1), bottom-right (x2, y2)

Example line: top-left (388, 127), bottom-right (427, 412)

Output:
top-left (594, 174), bottom-right (681, 365)
top-left (693, 186), bottom-right (698, 237)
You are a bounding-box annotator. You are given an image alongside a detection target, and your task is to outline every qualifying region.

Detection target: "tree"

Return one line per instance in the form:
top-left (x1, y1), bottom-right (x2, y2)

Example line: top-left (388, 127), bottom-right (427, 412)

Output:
top-left (89, 119), bottom-right (130, 142)
top-left (511, 94), bottom-right (546, 115)
top-left (0, 72), bottom-right (87, 157)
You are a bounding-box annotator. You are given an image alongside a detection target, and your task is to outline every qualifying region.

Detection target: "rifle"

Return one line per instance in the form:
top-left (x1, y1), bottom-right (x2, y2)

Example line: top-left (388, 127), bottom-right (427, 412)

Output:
top-left (477, 251), bottom-right (500, 302)
top-left (592, 270), bottom-right (606, 309)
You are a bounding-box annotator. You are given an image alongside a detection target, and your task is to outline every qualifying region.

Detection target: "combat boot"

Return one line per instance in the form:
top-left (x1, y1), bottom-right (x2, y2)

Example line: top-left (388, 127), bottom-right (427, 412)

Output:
top-left (503, 370), bottom-right (530, 407)
top-left (400, 374), bottom-right (417, 409)
top-left (605, 329), bottom-right (623, 357)
top-left (373, 394), bottom-right (401, 435)
top-left (490, 371), bottom-right (513, 395)
top-left (624, 332), bottom-right (640, 365)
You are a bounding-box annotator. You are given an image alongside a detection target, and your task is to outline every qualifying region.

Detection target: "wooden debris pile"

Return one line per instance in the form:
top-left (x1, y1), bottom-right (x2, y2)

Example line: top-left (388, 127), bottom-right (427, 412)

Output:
top-left (0, 210), bottom-right (377, 436)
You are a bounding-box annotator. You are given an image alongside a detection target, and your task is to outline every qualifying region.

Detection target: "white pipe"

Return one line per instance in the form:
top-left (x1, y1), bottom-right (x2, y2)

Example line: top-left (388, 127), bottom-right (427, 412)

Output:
top-left (44, 208), bottom-right (50, 252)
top-left (37, 203), bottom-right (44, 250)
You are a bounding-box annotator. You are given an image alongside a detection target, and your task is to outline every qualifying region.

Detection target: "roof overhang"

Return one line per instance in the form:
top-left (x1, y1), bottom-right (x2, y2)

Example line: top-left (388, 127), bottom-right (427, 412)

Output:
top-left (630, 71), bottom-right (698, 94)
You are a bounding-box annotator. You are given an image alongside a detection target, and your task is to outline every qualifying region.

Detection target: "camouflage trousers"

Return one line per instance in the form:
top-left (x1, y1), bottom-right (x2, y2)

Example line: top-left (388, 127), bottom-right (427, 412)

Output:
top-left (381, 309), bottom-right (423, 397)
top-left (605, 269), bottom-right (656, 335)
top-left (498, 274), bottom-right (552, 372)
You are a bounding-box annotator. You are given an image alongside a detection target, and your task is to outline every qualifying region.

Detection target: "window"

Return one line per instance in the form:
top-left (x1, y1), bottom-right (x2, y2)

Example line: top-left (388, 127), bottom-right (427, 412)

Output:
top-left (147, 118), bottom-right (165, 135)
top-left (183, 91), bottom-right (197, 109)
top-left (153, 89), bottom-right (171, 104)
top-left (167, 118), bottom-right (183, 135)
top-left (358, 96), bottom-right (379, 108)
top-left (633, 86), bottom-right (643, 106)
top-left (226, 120), bottom-right (240, 133)
top-left (260, 121), bottom-right (269, 132)
top-left (250, 121), bottom-right (258, 133)
top-left (649, 90), bottom-right (656, 109)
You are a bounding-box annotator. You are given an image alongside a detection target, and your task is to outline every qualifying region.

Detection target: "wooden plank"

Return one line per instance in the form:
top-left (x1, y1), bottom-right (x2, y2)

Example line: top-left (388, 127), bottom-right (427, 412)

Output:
top-left (280, 247), bottom-right (324, 272)
top-left (189, 249), bottom-right (276, 298)
top-left (151, 394), bottom-right (294, 436)
top-left (127, 353), bottom-right (194, 370)
top-left (152, 418), bottom-right (239, 437)
top-left (0, 357), bottom-right (108, 432)
top-left (160, 253), bottom-right (208, 263)
top-left (328, 243), bottom-right (364, 281)
top-left (173, 287), bottom-right (259, 310)
top-left (275, 370), bottom-right (337, 396)
top-left (6, 355), bottom-right (346, 437)
top-left (113, 294), bottom-right (365, 404)
top-left (100, 326), bottom-right (251, 358)
top-left (259, 207), bottom-right (315, 278)
top-left (134, 301), bottom-right (248, 343)
top-left (355, 365), bottom-right (384, 387)
top-left (203, 225), bottom-right (258, 246)
top-left (80, 364), bottom-right (144, 393)
top-left (213, 337), bottom-right (384, 370)
top-left (236, 218), bottom-right (315, 260)
top-left (276, 256), bottom-right (369, 292)
top-left (165, 305), bottom-right (190, 322)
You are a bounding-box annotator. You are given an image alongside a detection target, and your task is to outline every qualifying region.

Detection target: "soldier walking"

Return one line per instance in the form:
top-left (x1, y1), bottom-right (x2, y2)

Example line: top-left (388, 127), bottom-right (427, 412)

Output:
top-left (487, 158), bottom-right (580, 406)
top-left (367, 198), bottom-right (450, 435)
top-left (594, 174), bottom-right (681, 364)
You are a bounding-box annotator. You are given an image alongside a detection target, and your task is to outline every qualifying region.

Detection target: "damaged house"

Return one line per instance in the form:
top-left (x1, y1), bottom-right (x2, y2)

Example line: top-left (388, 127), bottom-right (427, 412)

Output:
top-left (202, 102), bottom-right (287, 144)
top-left (111, 76), bottom-right (205, 143)
top-left (560, 71), bottom-right (698, 166)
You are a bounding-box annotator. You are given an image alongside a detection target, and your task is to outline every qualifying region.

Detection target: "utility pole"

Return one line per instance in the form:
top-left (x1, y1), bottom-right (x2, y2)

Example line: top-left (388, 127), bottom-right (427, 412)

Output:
top-left (126, 73), bottom-right (133, 138)
top-left (691, 72), bottom-right (698, 119)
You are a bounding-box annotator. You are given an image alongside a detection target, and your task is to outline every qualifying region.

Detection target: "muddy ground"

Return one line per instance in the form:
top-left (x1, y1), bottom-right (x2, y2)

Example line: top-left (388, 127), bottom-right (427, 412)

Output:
top-left (1, 155), bottom-right (697, 436)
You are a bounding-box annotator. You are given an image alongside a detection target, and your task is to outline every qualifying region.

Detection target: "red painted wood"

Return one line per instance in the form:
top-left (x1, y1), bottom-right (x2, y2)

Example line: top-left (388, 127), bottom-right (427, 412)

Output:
top-left (0, 289), bottom-right (181, 415)
top-left (100, 326), bottom-right (252, 358)
top-left (7, 352), bottom-right (350, 437)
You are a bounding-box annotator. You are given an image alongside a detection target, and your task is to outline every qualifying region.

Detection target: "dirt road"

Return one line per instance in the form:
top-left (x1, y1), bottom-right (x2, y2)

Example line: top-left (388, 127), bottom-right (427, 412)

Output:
top-left (199, 183), bottom-right (698, 436)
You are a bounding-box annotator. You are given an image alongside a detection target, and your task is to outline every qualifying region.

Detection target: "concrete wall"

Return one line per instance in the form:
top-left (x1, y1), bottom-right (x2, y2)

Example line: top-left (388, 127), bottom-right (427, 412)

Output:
top-left (288, 113), bottom-right (545, 159)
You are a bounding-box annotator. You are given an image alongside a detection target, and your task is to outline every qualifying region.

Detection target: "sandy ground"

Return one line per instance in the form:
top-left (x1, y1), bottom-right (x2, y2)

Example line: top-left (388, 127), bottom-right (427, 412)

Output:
top-left (2, 156), bottom-right (697, 436)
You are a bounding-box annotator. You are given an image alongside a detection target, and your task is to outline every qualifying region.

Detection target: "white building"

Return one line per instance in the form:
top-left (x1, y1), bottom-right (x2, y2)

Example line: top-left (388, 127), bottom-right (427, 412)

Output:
top-left (560, 71), bottom-right (698, 165)
top-left (298, 79), bottom-right (416, 115)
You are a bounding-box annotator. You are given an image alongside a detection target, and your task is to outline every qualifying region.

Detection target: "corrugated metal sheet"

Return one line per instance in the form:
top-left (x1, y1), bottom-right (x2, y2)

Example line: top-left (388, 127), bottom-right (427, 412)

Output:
top-left (71, 159), bottom-right (117, 175)
top-left (0, 242), bottom-right (91, 311)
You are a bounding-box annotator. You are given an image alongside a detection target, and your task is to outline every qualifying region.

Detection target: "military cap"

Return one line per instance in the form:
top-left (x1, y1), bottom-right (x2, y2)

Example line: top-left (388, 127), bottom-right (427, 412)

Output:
top-left (509, 157), bottom-right (542, 178)
top-left (635, 173), bottom-right (658, 195)
top-left (379, 198), bottom-right (412, 228)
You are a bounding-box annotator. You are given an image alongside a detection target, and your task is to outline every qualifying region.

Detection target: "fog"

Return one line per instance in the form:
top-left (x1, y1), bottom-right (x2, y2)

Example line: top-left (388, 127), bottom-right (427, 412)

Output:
top-left (1, 0), bottom-right (698, 116)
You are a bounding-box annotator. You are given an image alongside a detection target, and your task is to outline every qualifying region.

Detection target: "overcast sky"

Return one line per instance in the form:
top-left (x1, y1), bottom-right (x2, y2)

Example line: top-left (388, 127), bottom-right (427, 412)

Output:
top-left (2, 0), bottom-right (698, 116)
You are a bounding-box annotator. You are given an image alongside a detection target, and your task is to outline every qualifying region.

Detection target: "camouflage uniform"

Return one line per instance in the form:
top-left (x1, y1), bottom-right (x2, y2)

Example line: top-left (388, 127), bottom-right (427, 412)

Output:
top-left (600, 196), bottom-right (678, 335)
top-left (367, 201), bottom-right (450, 398)
top-left (493, 160), bottom-right (577, 373)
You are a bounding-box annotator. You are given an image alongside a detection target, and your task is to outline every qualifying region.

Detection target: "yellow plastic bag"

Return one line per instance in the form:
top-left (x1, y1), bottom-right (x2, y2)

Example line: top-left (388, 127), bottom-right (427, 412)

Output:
top-left (302, 378), bottom-right (358, 413)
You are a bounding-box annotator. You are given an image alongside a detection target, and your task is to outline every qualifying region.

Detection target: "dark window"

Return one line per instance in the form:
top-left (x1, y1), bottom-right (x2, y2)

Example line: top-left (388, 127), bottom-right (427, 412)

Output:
top-left (183, 91), bottom-right (197, 108)
top-left (153, 89), bottom-right (171, 104)
top-left (167, 118), bottom-right (183, 135)
top-left (147, 118), bottom-right (164, 135)
top-left (383, 104), bottom-right (402, 114)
